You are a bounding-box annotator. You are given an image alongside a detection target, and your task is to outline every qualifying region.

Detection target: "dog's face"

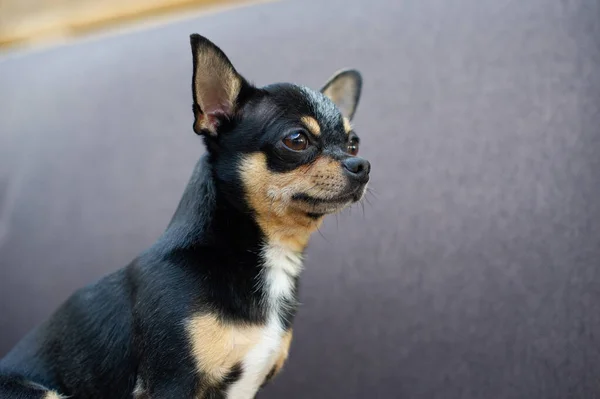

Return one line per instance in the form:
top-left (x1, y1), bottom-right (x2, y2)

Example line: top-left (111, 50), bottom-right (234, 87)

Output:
top-left (190, 34), bottom-right (370, 248)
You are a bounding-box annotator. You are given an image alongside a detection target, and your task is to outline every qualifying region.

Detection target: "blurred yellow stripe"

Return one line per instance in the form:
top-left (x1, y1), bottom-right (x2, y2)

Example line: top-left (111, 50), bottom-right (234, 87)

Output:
top-left (0, 0), bottom-right (255, 49)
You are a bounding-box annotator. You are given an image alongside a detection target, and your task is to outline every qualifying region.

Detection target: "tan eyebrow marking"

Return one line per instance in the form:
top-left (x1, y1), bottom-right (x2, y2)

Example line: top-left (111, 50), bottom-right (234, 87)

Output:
top-left (301, 116), bottom-right (321, 136)
top-left (343, 117), bottom-right (352, 134)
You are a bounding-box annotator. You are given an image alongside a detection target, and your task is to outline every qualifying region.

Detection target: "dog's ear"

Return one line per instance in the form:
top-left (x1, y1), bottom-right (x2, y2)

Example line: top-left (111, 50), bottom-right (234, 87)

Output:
top-left (321, 69), bottom-right (362, 120)
top-left (190, 34), bottom-right (248, 136)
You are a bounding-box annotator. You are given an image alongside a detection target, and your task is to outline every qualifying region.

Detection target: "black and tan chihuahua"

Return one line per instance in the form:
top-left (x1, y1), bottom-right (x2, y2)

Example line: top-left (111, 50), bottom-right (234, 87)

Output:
top-left (0, 34), bottom-right (370, 399)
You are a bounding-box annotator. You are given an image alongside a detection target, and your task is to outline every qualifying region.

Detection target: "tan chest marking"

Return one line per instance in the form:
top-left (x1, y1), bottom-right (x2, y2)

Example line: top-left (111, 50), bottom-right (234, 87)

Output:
top-left (187, 314), bottom-right (264, 382)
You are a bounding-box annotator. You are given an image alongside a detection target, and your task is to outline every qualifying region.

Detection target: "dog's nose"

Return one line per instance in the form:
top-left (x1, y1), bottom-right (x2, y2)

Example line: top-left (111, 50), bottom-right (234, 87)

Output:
top-left (342, 157), bottom-right (370, 183)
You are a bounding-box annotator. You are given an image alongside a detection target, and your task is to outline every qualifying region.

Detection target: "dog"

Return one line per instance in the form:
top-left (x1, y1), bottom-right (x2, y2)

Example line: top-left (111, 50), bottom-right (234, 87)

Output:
top-left (0, 34), bottom-right (370, 399)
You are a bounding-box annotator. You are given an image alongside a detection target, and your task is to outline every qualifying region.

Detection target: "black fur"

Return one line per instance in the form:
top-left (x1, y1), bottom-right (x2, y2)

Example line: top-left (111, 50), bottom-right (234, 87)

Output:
top-left (0, 34), bottom-right (368, 399)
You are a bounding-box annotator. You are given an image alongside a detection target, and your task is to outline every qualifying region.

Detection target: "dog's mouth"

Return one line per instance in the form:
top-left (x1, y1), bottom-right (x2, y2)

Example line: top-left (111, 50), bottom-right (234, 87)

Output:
top-left (291, 184), bottom-right (367, 215)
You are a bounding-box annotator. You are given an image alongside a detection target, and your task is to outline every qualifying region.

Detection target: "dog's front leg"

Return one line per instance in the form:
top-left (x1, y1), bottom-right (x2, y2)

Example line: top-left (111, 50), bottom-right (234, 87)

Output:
top-left (131, 287), bottom-right (203, 398)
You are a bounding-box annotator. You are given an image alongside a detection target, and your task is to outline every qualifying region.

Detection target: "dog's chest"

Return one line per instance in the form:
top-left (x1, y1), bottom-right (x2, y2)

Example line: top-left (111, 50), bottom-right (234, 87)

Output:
top-left (188, 245), bottom-right (301, 399)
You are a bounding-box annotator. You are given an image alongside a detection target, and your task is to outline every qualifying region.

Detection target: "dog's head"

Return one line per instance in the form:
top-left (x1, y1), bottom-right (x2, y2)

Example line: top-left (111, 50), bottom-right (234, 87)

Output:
top-left (190, 34), bottom-right (370, 249)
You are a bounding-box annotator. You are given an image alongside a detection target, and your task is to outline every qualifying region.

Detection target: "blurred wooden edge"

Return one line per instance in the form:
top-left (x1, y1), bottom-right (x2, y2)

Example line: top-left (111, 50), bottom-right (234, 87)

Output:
top-left (0, 0), bottom-right (256, 50)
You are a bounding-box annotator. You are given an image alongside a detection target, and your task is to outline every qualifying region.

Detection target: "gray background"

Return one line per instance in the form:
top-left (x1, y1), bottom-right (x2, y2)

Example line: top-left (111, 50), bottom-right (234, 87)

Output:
top-left (1, 0), bottom-right (600, 398)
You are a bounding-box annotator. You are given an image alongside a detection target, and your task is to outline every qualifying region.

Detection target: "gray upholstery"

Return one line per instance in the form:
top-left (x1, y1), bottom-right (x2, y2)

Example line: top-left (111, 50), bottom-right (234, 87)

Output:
top-left (1, 0), bottom-right (600, 397)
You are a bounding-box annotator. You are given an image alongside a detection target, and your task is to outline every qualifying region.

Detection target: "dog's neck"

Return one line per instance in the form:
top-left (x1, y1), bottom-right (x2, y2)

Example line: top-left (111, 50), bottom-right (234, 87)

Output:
top-left (163, 155), bottom-right (258, 252)
top-left (167, 155), bottom-right (215, 236)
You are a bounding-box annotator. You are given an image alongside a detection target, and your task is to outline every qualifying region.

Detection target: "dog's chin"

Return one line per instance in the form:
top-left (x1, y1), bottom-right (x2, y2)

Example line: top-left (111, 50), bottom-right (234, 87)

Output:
top-left (291, 185), bottom-right (367, 216)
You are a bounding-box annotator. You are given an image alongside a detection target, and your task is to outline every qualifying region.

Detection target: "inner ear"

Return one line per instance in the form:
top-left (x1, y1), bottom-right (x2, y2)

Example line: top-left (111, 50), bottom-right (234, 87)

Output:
top-left (190, 34), bottom-right (247, 135)
top-left (320, 69), bottom-right (362, 120)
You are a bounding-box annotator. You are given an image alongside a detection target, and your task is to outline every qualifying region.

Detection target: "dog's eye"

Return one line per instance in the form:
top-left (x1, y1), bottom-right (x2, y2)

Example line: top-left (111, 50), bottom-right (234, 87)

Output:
top-left (347, 138), bottom-right (359, 156)
top-left (282, 131), bottom-right (309, 151)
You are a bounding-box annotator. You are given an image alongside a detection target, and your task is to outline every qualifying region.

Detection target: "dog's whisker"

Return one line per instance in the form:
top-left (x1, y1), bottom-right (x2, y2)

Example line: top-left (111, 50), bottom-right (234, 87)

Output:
top-left (366, 186), bottom-right (379, 198)
top-left (316, 225), bottom-right (330, 243)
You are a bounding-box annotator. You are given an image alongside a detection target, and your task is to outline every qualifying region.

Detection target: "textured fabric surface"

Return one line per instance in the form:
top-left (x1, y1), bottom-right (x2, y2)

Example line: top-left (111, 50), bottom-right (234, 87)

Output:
top-left (1, 0), bottom-right (600, 398)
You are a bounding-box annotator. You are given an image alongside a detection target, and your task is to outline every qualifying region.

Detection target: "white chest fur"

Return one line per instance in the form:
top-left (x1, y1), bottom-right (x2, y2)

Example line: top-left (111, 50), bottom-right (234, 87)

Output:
top-left (225, 244), bottom-right (302, 399)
